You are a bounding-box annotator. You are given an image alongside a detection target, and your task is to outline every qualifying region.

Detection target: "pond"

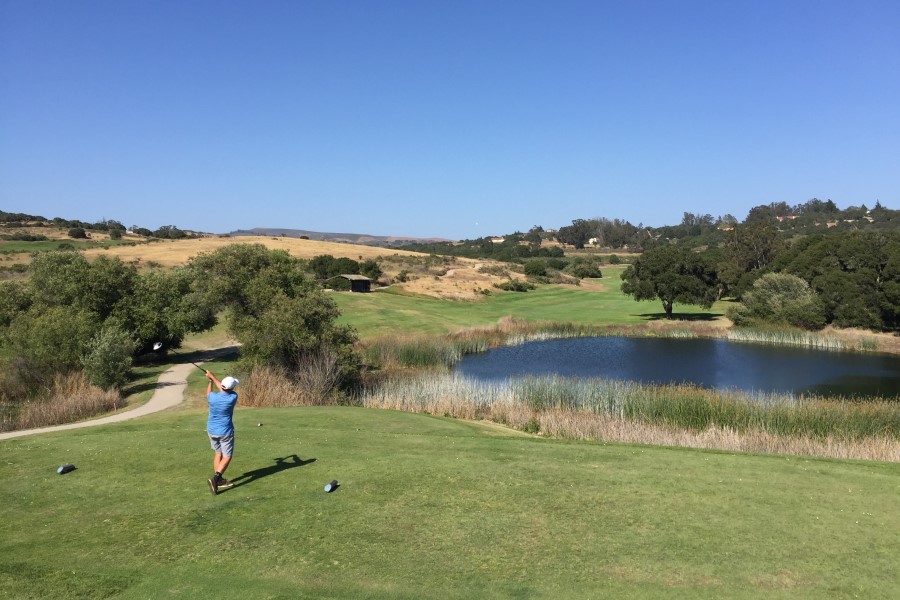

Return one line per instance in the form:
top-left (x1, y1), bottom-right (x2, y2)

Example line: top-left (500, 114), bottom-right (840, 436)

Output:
top-left (454, 337), bottom-right (900, 398)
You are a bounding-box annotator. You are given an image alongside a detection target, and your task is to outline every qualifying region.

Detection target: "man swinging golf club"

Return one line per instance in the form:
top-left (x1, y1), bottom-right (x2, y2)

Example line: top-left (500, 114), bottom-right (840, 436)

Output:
top-left (206, 370), bottom-right (239, 495)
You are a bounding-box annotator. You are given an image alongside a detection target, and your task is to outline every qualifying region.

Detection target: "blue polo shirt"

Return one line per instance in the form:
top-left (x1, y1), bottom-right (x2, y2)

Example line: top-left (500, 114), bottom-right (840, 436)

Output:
top-left (207, 390), bottom-right (238, 436)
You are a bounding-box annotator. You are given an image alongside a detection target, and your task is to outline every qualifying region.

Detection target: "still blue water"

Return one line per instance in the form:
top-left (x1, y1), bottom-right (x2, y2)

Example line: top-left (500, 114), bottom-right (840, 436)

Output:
top-left (454, 337), bottom-right (900, 398)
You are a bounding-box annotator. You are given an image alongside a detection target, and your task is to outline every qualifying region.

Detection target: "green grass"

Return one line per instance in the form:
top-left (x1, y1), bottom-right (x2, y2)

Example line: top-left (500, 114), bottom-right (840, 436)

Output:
top-left (1, 407), bottom-right (897, 599)
top-left (335, 269), bottom-right (728, 339)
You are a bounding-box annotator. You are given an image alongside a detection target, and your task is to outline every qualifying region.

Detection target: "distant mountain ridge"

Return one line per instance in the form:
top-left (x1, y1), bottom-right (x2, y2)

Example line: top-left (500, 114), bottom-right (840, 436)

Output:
top-left (229, 228), bottom-right (452, 247)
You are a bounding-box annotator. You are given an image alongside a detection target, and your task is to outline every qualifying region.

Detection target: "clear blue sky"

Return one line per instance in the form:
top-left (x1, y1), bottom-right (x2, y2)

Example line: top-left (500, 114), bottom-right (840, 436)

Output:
top-left (2, 1), bottom-right (898, 240)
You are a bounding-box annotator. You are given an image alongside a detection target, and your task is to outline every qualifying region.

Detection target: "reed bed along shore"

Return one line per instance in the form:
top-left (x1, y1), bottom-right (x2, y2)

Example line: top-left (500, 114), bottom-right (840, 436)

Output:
top-left (360, 319), bottom-right (889, 371)
top-left (725, 328), bottom-right (878, 351)
top-left (357, 373), bottom-right (900, 462)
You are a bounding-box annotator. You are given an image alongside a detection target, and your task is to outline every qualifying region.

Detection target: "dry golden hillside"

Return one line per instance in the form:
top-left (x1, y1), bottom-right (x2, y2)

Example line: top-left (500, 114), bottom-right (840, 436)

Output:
top-left (82, 235), bottom-right (423, 267)
top-left (7, 231), bottom-right (589, 300)
top-left (77, 234), bottom-right (520, 299)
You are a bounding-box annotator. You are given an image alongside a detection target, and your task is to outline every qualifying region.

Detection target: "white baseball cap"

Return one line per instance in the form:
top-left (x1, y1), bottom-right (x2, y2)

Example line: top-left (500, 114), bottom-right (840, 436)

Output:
top-left (221, 376), bottom-right (239, 390)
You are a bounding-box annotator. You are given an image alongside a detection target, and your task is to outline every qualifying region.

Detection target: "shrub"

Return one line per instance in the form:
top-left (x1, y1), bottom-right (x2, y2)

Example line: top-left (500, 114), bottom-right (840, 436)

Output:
top-left (190, 245), bottom-right (360, 390)
top-left (81, 323), bottom-right (138, 390)
top-left (494, 279), bottom-right (536, 292)
top-left (0, 233), bottom-right (48, 241)
top-left (546, 257), bottom-right (568, 270)
top-left (735, 272), bottom-right (826, 329)
top-left (360, 259), bottom-right (383, 281)
top-left (523, 260), bottom-right (547, 277)
top-left (5, 306), bottom-right (99, 376)
top-left (478, 264), bottom-right (509, 277)
top-left (109, 229), bottom-right (122, 240)
top-left (567, 259), bottom-right (602, 279)
top-left (68, 227), bottom-right (87, 239)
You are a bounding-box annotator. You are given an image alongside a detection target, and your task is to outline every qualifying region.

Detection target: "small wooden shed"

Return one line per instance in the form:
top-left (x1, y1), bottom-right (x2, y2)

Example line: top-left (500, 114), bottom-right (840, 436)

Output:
top-left (330, 274), bottom-right (372, 292)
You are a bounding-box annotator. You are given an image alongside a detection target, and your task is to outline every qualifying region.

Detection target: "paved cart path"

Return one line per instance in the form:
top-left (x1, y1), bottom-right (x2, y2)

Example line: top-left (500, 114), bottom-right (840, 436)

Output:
top-left (0, 348), bottom-right (234, 441)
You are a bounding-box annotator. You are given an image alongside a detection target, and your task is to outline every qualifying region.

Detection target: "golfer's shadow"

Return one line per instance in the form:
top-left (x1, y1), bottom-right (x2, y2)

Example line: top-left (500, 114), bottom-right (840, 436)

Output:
top-left (226, 455), bottom-right (316, 491)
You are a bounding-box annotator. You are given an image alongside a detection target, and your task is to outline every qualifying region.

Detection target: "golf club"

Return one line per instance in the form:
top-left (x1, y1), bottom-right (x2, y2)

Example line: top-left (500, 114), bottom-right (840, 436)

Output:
top-left (152, 342), bottom-right (206, 372)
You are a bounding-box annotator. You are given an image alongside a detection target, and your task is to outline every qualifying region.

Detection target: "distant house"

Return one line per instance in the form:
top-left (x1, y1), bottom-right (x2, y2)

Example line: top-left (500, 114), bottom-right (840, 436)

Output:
top-left (588, 237), bottom-right (600, 246)
top-left (328, 274), bottom-right (372, 292)
top-left (489, 237), bottom-right (506, 244)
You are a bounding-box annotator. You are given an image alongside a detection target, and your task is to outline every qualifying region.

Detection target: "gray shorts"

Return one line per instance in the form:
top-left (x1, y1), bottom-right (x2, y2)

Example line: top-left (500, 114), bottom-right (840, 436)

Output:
top-left (208, 432), bottom-right (235, 456)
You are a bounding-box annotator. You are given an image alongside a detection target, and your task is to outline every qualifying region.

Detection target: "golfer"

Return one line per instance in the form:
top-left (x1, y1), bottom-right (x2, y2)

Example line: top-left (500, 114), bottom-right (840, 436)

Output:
top-left (206, 371), bottom-right (239, 495)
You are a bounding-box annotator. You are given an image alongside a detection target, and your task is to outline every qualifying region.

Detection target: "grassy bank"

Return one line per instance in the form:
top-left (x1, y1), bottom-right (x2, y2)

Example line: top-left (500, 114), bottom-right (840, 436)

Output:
top-left (1, 407), bottom-right (897, 599)
top-left (358, 373), bottom-right (900, 462)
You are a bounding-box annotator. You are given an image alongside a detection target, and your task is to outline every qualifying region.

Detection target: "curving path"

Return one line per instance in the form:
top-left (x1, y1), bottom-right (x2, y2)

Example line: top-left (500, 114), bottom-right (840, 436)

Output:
top-left (0, 348), bottom-right (234, 441)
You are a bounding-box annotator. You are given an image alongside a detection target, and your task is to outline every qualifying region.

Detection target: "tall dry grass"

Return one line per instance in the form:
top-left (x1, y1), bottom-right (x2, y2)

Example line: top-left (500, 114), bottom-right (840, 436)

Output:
top-left (240, 351), bottom-right (345, 407)
top-left (536, 409), bottom-right (900, 462)
top-left (726, 328), bottom-right (856, 351)
top-left (15, 372), bottom-right (121, 430)
top-left (358, 373), bottom-right (900, 461)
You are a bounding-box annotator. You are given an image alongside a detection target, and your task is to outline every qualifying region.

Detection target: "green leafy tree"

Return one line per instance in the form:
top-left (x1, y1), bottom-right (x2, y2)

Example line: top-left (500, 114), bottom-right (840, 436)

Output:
top-left (524, 226), bottom-right (543, 248)
top-left (772, 231), bottom-right (900, 330)
top-left (0, 281), bottom-right (30, 328)
top-left (555, 219), bottom-right (595, 249)
top-left (124, 268), bottom-right (215, 352)
top-left (307, 255), bottom-right (361, 281)
top-left (359, 260), bottom-right (383, 281)
top-left (728, 273), bottom-right (825, 329)
top-left (331, 257), bottom-right (360, 277)
top-left (28, 252), bottom-right (137, 321)
top-left (81, 322), bottom-right (138, 390)
top-left (190, 244), bottom-right (359, 387)
top-left (567, 258), bottom-right (602, 279)
top-left (720, 222), bottom-right (783, 297)
top-left (523, 260), bottom-right (547, 277)
top-left (5, 306), bottom-right (99, 381)
top-left (68, 227), bottom-right (87, 239)
top-left (28, 251), bottom-right (92, 310)
top-left (152, 225), bottom-right (188, 239)
top-left (621, 245), bottom-right (719, 318)
top-left (0, 251), bottom-right (216, 400)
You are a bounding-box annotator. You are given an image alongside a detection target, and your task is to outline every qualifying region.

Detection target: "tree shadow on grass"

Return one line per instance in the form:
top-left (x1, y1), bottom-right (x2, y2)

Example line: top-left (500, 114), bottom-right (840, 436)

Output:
top-left (121, 380), bottom-right (181, 396)
top-left (134, 345), bottom-right (241, 368)
top-left (223, 455), bottom-right (316, 492)
top-left (636, 312), bottom-right (723, 322)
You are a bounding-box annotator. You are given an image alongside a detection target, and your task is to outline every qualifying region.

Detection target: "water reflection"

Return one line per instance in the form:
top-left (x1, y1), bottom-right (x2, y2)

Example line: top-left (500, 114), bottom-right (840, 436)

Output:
top-left (454, 337), bottom-right (900, 398)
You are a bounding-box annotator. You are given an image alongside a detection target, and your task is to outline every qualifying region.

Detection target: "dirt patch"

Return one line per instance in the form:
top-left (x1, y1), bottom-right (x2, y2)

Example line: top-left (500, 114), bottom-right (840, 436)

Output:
top-left (399, 258), bottom-right (509, 299)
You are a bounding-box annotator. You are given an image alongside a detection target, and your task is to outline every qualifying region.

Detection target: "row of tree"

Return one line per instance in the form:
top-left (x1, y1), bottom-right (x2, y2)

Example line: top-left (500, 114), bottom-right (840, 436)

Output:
top-left (400, 231), bottom-right (565, 262)
top-left (551, 200), bottom-right (898, 252)
top-left (0, 211), bottom-right (198, 240)
top-left (0, 245), bottom-right (360, 405)
top-left (620, 230), bottom-right (900, 331)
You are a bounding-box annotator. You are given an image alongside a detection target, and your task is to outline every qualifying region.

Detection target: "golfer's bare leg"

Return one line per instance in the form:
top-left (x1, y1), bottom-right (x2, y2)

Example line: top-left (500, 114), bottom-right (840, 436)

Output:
top-left (215, 452), bottom-right (232, 477)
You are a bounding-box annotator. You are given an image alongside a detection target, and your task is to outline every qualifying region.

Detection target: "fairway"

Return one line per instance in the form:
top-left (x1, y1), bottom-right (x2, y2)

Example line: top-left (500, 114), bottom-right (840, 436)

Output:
top-left (2, 407), bottom-right (897, 599)
top-left (334, 269), bottom-right (728, 338)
